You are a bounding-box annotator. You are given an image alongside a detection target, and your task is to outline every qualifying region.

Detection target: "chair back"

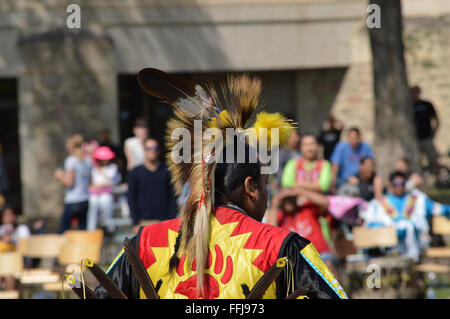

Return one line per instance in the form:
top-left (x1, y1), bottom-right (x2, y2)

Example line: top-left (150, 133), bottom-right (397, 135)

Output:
top-left (432, 215), bottom-right (450, 235)
top-left (352, 226), bottom-right (398, 249)
top-left (0, 251), bottom-right (23, 276)
top-left (58, 229), bottom-right (104, 265)
top-left (17, 234), bottom-right (65, 258)
top-left (0, 290), bottom-right (19, 299)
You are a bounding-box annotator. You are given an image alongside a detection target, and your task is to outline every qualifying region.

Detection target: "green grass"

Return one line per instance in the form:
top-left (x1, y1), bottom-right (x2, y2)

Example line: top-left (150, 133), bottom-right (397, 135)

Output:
top-left (426, 187), bottom-right (450, 204)
top-left (434, 287), bottom-right (450, 299)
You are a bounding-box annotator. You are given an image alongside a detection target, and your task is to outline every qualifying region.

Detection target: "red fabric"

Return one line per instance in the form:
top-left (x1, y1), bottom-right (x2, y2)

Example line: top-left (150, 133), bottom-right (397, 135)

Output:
top-left (295, 158), bottom-right (324, 183)
top-left (277, 204), bottom-right (330, 254)
top-left (214, 206), bottom-right (291, 273)
top-left (138, 206), bottom-right (291, 273)
top-left (138, 218), bottom-right (181, 269)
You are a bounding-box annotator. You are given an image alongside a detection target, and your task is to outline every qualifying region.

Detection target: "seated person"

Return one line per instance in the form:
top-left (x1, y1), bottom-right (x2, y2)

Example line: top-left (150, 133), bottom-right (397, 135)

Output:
top-left (361, 171), bottom-right (450, 262)
top-left (395, 157), bottom-right (423, 191)
top-left (330, 127), bottom-right (374, 188)
top-left (0, 206), bottom-right (31, 290)
top-left (281, 133), bottom-right (332, 194)
top-left (0, 206), bottom-right (30, 249)
top-left (346, 157), bottom-right (383, 201)
top-left (267, 187), bottom-right (339, 277)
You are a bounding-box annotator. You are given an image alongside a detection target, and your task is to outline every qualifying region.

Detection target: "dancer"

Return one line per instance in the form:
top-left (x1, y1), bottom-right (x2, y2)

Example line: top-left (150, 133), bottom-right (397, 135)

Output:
top-left (92, 69), bottom-right (347, 299)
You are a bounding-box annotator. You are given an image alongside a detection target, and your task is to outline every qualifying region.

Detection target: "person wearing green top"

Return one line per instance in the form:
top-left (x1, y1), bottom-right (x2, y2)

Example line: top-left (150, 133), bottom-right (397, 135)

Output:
top-left (280, 133), bottom-right (333, 246)
top-left (281, 134), bottom-right (332, 193)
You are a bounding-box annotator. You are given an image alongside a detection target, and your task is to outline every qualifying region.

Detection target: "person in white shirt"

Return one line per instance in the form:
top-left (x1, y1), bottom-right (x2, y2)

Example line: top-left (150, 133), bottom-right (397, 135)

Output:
top-left (87, 146), bottom-right (121, 231)
top-left (0, 206), bottom-right (30, 290)
top-left (124, 118), bottom-right (148, 171)
top-left (55, 134), bottom-right (92, 234)
top-left (0, 206), bottom-right (30, 248)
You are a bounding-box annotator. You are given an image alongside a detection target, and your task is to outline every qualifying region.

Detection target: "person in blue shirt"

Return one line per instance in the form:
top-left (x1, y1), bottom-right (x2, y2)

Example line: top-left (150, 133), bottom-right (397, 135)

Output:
top-left (330, 127), bottom-right (374, 188)
top-left (361, 171), bottom-right (450, 261)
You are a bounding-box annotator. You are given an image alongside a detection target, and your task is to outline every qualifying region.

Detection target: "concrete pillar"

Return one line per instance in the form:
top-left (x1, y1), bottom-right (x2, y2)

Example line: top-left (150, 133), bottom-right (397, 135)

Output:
top-left (17, 28), bottom-right (118, 218)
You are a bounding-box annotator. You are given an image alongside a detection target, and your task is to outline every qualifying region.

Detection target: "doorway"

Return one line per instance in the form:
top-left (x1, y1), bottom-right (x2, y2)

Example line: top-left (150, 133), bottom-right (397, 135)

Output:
top-left (0, 78), bottom-right (21, 213)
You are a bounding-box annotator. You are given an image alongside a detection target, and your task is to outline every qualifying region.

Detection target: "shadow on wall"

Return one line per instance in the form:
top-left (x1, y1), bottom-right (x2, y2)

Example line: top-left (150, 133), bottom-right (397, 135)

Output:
top-left (294, 67), bottom-right (348, 135)
top-left (89, 2), bottom-right (230, 73)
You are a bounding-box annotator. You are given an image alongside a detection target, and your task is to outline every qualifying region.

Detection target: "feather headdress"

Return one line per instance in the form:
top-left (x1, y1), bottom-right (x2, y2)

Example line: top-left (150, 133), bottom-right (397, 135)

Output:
top-left (137, 68), bottom-right (295, 296)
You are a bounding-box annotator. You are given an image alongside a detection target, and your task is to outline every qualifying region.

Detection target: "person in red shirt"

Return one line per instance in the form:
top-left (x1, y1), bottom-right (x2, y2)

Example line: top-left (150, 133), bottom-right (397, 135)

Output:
top-left (267, 187), bottom-right (339, 278)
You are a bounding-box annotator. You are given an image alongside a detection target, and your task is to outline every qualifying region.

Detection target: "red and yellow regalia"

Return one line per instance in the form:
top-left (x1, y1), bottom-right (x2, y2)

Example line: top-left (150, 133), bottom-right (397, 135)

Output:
top-left (138, 205), bottom-right (291, 299)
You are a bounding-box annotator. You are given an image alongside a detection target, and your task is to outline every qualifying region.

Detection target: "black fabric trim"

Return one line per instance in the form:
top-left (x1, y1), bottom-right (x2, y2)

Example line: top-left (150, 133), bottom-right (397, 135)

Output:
top-left (277, 231), bottom-right (297, 260)
top-left (136, 226), bottom-right (144, 253)
top-left (215, 204), bottom-right (248, 216)
top-left (275, 233), bottom-right (312, 299)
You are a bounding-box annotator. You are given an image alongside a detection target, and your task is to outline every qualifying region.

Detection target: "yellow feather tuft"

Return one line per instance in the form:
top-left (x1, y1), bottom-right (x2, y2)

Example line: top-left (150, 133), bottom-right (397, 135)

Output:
top-left (253, 112), bottom-right (295, 148)
top-left (208, 110), bottom-right (232, 128)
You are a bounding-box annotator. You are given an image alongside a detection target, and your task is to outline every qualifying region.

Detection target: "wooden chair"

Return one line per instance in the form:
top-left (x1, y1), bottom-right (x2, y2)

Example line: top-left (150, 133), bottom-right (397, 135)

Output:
top-left (0, 251), bottom-right (23, 277)
top-left (0, 252), bottom-right (23, 299)
top-left (58, 229), bottom-right (104, 265)
top-left (352, 226), bottom-right (398, 249)
top-left (17, 234), bottom-right (66, 259)
top-left (16, 235), bottom-right (65, 288)
top-left (426, 216), bottom-right (450, 258)
top-left (415, 216), bottom-right (450, 274)
top-left (432, 215), bottom-right (450, 235)
top-left (346, 226), bottom-right (416, 298)
top-left (0, 290), bottom-right (20, 299)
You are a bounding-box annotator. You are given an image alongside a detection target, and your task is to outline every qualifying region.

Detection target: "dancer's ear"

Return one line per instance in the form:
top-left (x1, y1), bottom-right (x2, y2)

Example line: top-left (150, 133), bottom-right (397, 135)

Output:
top-left (243, 176), bottom-right (258, 200)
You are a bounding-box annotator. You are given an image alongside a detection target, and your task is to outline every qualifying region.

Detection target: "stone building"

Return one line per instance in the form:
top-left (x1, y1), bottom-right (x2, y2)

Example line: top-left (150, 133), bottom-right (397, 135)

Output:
top-left (0, 0), bottom-right (448, 219)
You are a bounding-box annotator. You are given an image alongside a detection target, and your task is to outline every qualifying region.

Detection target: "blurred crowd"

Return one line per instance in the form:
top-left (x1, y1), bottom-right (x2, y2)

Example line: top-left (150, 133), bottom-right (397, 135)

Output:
top-left (0, 85), bottom-right (449, 293)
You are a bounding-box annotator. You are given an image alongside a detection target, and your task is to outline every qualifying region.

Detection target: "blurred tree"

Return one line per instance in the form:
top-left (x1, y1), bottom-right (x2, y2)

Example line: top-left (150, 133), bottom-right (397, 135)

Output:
top-left (368, 0), bottom-right (421, 181)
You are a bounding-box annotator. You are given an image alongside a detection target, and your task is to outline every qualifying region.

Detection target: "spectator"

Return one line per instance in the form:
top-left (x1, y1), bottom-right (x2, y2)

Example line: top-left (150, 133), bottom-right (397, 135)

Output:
top-left (395, 157), bottom-right (423, 191)
top-left (411, 86), bottom-right (440, 176)
top-left (55, 134), bottom-right (91, 234)
top-left (87, 146), bottom-right (121, 231)
top-left (0, 206), bottom-right (30, 249)
top-left (330, 127), bottom-right (374, 188)
top-left (395, 157), bottom-right (441, 247)
top-left (318, 114), bottom-right (344, 160)
top-left (0, 206), bottom-right (30, 290)
top-left (127, 138), bottom-right (177, 233)
top-left (268, 187), bottom-right (339, 276)
top-left (99, 128), bottom-right (124, 175)
top-left (347, 157), bottom-right (383, 201)
top-left (99, 128), bottom-right (121, 160)
top-left (361, 171), bottom-right (450, 261)
top-left (281, 133), bottom-right (334, 249)
top-left (281, 133), bottom-right (332, 193)
top-left (276, 130), bottom-right (301, 186)
top-left (82, 139), bottom-right (99, 163)
top-left (124, 118), bottom-right (148, 171)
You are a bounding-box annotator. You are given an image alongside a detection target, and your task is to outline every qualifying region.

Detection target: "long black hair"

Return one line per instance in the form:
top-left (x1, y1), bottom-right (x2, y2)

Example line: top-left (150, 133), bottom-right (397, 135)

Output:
top-left (169, 139), bottom-right (262, 272)
top-left (214, 139), bottom-right (262, 207)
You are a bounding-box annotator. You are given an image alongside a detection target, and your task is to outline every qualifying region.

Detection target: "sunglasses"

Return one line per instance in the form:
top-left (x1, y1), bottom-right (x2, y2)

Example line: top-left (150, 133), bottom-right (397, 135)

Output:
top-left (145, 145), bottom-right (160, 151)
top-left (391, 181), bottom-right (406, 187)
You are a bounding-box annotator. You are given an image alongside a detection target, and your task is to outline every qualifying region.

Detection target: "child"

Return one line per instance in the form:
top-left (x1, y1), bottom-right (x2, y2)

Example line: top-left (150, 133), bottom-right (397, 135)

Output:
top-left (268, 187), bottom-right (339, 276)
top-left (87, 146), bottom-right (121, 231)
